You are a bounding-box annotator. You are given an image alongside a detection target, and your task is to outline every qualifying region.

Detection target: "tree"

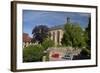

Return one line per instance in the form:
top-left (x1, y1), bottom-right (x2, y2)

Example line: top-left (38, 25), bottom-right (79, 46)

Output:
top-left (79, 48), bottom-right (91, 59)
top-left (61, 23), bottom-right (86, 48)
top-left (23, 45), bottom-right (44, 62)
top-left (42, 38), bottom-right (54, 50)
top-left (32, 25), bottom-right (49, 44)
top-left (85, 16), bottom-right (91, 49)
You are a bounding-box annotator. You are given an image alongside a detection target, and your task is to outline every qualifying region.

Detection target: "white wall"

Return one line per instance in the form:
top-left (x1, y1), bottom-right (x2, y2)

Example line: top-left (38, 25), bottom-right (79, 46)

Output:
top-left (0, 0), bottom-right (99, 73)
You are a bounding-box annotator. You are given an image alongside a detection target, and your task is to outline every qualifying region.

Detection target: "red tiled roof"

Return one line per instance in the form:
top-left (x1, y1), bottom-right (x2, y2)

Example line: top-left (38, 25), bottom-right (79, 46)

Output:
top-left (23, 33), bottom-right (32, 42)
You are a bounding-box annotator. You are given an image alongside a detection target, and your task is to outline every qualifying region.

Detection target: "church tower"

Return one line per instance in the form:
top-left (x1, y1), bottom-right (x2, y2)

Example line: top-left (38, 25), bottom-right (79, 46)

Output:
top-left (67, 17), bottom-right (71, 24)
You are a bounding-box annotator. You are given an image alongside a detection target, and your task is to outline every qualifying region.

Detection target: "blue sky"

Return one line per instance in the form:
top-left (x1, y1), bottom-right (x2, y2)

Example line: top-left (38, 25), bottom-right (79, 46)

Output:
top-left (23, 10), bottom-right (90, 37)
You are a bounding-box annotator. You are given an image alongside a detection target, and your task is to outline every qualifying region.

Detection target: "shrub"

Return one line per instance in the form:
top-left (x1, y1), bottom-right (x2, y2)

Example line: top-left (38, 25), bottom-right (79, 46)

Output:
top-left (42, 38), bottom-right (54, 50)
top-left (79, 48), bottom-right (91, 59)
top-left (23, 45), bottom-right (44, 62)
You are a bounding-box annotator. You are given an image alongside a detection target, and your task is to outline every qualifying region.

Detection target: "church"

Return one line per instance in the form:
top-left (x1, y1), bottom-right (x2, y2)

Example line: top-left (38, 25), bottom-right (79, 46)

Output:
top-left (49, 17), bottom-right (70, 46)
top-left (23, 17), bottom-right (71, 47)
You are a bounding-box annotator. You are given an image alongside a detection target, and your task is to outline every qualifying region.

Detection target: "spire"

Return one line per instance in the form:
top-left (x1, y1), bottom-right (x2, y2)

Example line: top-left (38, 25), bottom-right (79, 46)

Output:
top-left (67, 17), bottom-right (70, 24)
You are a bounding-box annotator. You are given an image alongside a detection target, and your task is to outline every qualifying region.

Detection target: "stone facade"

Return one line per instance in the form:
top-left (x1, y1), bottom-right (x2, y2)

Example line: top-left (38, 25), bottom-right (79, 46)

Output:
top-left (49, 17), bottom-right (71, 46)
top-left (49, 28), bottom-right (64, 46)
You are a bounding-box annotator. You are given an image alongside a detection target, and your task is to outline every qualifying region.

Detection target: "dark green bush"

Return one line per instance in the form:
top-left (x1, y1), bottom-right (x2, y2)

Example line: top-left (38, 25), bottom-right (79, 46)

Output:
top-left (79, 48), bottom-right (91, 59)
top-left (81, 48), bottom-right (90, 56)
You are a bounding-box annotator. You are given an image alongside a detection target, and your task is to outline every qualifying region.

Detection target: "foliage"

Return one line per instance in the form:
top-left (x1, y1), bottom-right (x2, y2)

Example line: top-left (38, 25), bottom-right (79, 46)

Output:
top-left (73, 48), bottom-right (90, 60)
top-left (32, 25), bottom-right (49, 44)
top-left (23, 45), bottom-right (45, 62)
top-left (85, 16), bottom-right (91, 49)
top-left (31, 38), bottom-right (36, 43)
top-left (42, 38), bottom-right (54, 50)
top-left (81, 48), bottom-right (90, 56)
top-left (45, 53), bottom-right (49, 61)
top-left (61, 23), bottom-right (86, 48)
top-left (79, 48), bottom-right (91, 59)
top-left (23, 38), bottom-right (54, 62)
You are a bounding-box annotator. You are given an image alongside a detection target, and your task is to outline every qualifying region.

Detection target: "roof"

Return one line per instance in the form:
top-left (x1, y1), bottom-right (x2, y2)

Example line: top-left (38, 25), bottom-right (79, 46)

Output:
top-left (23, 33), bottom-right (32, 42)
top-left (49, 24), bottom-right (64, 31)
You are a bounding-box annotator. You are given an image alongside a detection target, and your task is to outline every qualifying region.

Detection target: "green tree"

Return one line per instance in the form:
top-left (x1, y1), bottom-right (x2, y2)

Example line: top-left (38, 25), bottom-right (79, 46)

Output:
top-left (42, 38), bottom-right (54, 50)
top-left (32, 25), bottom-right (49, 44)
top-left (23, 45), bottom-right (44, 62)
top-left (61, 23), bottom-right (86, 48)
top-left (85, 16), bottom-right (91, 49)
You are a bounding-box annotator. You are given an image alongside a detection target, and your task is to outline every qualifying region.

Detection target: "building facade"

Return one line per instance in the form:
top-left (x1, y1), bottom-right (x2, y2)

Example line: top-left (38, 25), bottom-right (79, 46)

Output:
top-left (49, 17), bottom-right (71, 46)
top-left (49, 27), bottom-right (64, 46)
